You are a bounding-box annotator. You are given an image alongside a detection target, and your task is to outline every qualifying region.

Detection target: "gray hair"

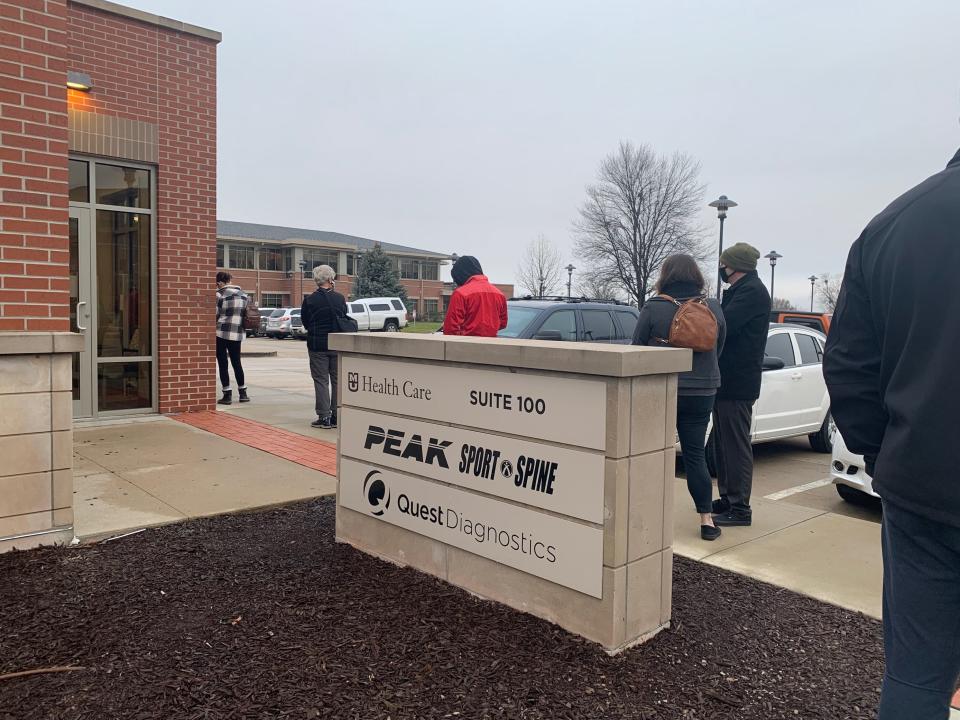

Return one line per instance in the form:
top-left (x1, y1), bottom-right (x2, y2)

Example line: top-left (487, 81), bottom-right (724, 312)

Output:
top-left (312, 264), bottom-right (336, 285)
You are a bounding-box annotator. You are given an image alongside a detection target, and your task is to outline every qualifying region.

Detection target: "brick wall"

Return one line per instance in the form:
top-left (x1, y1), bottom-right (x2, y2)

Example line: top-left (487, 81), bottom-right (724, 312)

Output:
top-left (0, 0), bottom-right (70, 332)
top-left (67, 2), bottom-right (218, 413)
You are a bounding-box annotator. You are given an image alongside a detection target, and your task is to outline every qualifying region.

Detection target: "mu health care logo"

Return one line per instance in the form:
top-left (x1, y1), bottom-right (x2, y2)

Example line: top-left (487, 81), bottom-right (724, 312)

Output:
top-left (363, 424), bottom-right (559, 496)
top-left (347, 372), bottom-right (431, 400)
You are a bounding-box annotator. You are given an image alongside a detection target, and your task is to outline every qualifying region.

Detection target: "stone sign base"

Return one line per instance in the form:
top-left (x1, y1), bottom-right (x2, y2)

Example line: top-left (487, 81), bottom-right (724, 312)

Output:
top-left (331, 333), bottom-right (689, 653)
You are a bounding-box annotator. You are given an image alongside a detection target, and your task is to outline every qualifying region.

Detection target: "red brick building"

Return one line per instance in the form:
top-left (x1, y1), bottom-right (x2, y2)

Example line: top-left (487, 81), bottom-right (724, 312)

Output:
top-left (1, 0), bottom-right (220, 419)
top-left (217, 221), bottom-right (451, 320)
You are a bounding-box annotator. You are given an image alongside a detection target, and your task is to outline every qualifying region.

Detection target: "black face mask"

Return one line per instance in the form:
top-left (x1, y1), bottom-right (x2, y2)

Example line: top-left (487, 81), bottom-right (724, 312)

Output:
top-left (719, 266), bottom-right (734, 283)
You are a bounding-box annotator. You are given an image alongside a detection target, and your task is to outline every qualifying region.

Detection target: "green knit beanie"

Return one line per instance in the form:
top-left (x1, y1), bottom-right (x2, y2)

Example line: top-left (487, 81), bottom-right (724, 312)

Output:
top-left (720, 242), bottom-right (761, 272)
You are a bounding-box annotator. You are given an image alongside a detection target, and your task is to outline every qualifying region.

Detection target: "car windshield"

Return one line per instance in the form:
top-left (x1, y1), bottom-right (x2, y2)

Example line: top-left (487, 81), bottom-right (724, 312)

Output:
top-left (498, 306), bottom-right (543, 338)
top-left (270, 309), bottom-right (286, 318)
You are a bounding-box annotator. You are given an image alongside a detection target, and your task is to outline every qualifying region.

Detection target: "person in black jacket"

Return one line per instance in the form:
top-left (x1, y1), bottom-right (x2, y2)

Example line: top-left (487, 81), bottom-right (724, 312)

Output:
top-left (824, 148), bottom-right (960, 719)
top-left (633, 254), bottom-right (727, 541)
top-left (301, 264), bottom-right (348, 429)
top-left (711, 243), bottom-right (771, 527)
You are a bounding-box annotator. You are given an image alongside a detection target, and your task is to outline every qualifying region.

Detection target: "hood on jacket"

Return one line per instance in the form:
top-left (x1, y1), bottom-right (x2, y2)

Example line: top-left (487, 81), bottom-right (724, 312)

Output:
top-left (218, 284), bottom-right (244, 298)
top-left (451, 256), bottom-right (483, 286)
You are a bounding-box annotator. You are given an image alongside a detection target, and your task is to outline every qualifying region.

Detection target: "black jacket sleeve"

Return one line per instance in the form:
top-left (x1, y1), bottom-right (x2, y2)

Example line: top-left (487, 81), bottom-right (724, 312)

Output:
top-left (823, 238), bottom-right (886, 468)
top-left (632, 304), bottom-right (654, 346)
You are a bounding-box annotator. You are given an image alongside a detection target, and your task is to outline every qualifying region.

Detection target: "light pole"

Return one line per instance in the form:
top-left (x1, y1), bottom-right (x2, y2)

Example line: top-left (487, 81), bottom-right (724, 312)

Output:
top-left (299, 260), bottom-right (308, 303)
top-left (764, 251), bottom-right (783, 302)
top-left (565, 264), bottom-right (576, 299)
top-left (808, 275), bottom-right (817, 311)
top-left (708, 195), bottom-right (738, 298)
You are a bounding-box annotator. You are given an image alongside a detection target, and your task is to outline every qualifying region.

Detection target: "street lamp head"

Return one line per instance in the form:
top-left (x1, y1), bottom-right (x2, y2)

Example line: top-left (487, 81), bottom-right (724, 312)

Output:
top-left (808, 275), bottom-right (818, 284)
top-left (764, 250), bottom-right (783, 267)
top-left (566, 264), bottom-right (576, 273)
top-left (708, 194), bottom-right (738, 219)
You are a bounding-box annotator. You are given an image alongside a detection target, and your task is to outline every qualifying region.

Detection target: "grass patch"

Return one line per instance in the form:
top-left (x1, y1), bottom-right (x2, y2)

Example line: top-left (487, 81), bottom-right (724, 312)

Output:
top-left (402, 321), bottom-right (442, 334)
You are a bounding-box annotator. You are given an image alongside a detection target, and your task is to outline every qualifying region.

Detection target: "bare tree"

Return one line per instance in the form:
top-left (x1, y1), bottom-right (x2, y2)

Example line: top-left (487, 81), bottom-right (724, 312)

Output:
top-left (817, 273), bottom-right (842, 312)
top-left (576, 270), bottom-right (626, 302)
top-left (516, 234), bottom-right (563, 298)
top-left (772, 297), bottom-right (796, 311)
top-left (574, 141), bottom-right (708, 307)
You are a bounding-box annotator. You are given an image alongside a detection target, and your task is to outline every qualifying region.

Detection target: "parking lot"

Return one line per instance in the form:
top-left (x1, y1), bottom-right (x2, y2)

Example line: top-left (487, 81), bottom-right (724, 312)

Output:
top-left (235, 336), bottom-right (882, 526)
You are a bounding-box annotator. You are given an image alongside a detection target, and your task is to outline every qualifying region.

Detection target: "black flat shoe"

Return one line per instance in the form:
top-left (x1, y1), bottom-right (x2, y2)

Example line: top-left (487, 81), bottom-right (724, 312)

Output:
top-left (701, 524), bottom-right (722, 541)
top-left (712, 497), bottom-right (730, 515)
top-left (713, 510), bottom-right (752, 527)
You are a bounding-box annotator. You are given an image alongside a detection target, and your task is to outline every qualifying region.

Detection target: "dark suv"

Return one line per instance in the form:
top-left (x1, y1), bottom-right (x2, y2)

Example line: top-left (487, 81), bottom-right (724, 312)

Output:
top-left (498, 297), bottom-right (639, 344)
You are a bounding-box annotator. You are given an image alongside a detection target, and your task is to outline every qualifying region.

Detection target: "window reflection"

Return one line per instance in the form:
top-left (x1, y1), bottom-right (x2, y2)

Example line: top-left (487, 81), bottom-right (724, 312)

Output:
top-left (95, 163), bottom-right (150, 208)
top-left (69, 160), bottom-right (89, 202)
top-left (98, 362), bottom-right (151, 411)
top-left (96, 210), bottom-right (151, 357)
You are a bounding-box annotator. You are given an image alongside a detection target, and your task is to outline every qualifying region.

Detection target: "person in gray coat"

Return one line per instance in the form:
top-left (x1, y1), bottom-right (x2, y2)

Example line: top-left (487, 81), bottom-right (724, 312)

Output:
top-left (633, 255), bottom-right (726, 540)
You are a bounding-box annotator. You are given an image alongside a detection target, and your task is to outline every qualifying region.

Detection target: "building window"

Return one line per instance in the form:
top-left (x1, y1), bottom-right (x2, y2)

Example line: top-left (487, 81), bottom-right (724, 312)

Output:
top-left (400, 258), bottom-right (419, 279)
top-left (216, 243), bottom-right (225, 267)
top-left (302, 248), bottom-right (339, 275)
top-left (261, 293), bottom-right (285, 308)
top-left (408, 299), bottom-right (418, 316)
top-left (258, 247), bottom-right (289, 272)
top-left (346, 253), bottom-right (356, 276)
top-left (421, 261), bottom-right (439, 281)
top-left (230, 245), bottom-right (255, 270)
top-left (95, 163), bottom-right (151, 208)
top-left (423, 299), bottom-right (439, 320)
top-left (69, 159), bottom-right (89, 202)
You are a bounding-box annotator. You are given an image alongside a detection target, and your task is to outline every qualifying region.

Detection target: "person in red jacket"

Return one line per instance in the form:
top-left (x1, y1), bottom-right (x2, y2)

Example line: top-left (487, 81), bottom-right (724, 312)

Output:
top-left (442, 256), bottom-right (507, 337)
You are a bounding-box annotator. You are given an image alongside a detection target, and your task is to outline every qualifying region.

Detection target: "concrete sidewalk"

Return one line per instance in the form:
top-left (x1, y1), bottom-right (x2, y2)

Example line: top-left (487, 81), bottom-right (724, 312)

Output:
top-left (72, 416), bottom-right (335, 541)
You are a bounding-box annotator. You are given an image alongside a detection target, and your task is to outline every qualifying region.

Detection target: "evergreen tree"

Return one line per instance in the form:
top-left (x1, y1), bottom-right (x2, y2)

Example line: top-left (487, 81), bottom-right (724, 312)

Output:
top-left (352, 243), bottom-right (408, 302)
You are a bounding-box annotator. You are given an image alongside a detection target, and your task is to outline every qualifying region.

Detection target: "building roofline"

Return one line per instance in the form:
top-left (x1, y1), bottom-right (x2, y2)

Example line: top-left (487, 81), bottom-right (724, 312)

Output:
top-left (217, 221), bottom-right (451, 259)
top-left (70, 0), bottom-right (222, 43)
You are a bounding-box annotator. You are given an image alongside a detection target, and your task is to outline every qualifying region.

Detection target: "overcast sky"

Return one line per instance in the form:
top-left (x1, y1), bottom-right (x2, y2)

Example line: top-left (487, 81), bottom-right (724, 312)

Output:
top-left (142, 0), bottom-right (960, 308)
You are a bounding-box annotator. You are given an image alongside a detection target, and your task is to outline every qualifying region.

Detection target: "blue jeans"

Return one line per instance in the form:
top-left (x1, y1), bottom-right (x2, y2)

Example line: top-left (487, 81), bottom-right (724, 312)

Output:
top-left (879, 500), bottom-right (960, 719)
top-left (676, 393), bottom-right (715, 515)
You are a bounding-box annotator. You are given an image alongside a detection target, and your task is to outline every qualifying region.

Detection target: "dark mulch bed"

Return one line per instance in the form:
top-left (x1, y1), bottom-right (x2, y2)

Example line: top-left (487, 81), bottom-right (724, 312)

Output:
top-left (0, 498), bottom-right (882, 719)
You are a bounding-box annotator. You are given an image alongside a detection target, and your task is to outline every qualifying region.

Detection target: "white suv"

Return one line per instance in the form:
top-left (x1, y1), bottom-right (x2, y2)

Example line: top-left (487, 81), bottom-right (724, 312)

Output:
top-left (700, 324), bottom-right (833, 475)
top-left (348, 297), bottom-right (408, 332)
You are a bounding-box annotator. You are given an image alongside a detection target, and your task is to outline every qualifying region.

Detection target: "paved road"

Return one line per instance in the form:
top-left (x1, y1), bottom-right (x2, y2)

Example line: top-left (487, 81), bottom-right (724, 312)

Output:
top-left (235, 336), bottom-right (882, 525)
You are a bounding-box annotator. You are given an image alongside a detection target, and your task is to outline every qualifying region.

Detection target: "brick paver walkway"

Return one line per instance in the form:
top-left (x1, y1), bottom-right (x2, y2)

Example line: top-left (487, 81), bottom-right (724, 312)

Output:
top-left (172, 411), bottom-right (337, 476)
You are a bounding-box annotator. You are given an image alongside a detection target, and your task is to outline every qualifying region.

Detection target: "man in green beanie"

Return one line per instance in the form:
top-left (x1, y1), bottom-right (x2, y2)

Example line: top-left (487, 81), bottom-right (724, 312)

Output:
top-left (711, 242), bottom-right (771, 526)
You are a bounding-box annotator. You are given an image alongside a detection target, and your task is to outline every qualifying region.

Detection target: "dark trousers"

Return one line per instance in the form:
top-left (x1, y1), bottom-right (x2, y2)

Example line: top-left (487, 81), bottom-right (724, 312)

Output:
top-left (216, 336), bottom-right (244, 389)
top-left (713, 399), bottom-right (754, 513)
top-left (878, 500), bottom-right (960, 720)
top-left (676, 394), bottom-right (716, 514)
top-left (309, 350), bottom-right (338, 419)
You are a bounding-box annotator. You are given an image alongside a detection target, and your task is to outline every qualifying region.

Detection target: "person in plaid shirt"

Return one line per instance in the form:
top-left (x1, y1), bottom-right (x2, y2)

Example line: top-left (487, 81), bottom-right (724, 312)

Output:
top-left (215, 271), bottom-right (250, 405)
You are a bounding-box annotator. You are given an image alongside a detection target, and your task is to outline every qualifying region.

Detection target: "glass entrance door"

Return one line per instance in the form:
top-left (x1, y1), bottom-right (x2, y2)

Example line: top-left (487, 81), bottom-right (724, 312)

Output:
top-left (69, 158), bottom-right (156, 418)
top-left (69, 207), bottom-right (93, 417)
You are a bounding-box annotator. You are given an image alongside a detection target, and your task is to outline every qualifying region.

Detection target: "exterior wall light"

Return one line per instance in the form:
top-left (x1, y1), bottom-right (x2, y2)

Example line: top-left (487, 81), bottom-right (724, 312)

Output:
top-left (66, 71), bottom-right (93, 91)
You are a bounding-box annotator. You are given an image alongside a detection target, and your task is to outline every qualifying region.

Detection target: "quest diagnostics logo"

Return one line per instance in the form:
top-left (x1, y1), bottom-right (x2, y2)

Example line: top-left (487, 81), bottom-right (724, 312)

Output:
top-left (363, 470), bottom-right (390, 516)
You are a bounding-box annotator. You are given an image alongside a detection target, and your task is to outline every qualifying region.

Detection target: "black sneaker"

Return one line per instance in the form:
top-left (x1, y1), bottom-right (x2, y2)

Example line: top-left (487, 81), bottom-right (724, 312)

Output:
top-left (217, 390), bottom-right (233, 405)
top-left (238, 388), bottom-right (250, 403)
top-left (329, 414), bottom-right (338, 429)
top-left (713, 510), bottom-right (752, 527)
top-left (310, 416), bottom-right (325, 428)
top-left (701, 524), bottom-right (722, 541)
top-left (712, 497), bottom-right (730, 515)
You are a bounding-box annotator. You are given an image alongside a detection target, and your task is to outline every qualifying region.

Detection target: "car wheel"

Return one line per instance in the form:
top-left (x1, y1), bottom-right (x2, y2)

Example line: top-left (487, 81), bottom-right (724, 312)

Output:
top-left (836, 483), bottom-right (872, 505)
top-left (809, 410), bottom-right (834, 453)
top-left (384, 320), bottom-right (400, 332)
top-left (705, 428), bottom-right (718, 478)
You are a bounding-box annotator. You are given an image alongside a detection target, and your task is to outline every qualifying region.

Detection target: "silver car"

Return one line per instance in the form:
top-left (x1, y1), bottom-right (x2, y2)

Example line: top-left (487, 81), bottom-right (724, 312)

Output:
top-left (265, 307), bottom-right (296, 338)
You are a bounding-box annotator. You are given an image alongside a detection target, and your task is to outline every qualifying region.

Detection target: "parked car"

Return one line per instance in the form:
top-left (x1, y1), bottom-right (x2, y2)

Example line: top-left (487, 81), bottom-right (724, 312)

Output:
top-left (701, 324), bottom-right (833, 474)
top-left (291, 309), bottom-right (307, 340)
top-left (498, 297), bottom-right (640, 343)
top-left (769, 310), bottom-right (832, 334)
top-left (347, 298), bottom-right (408, 332)
top-left (258, 307), bottom-right (281, 337)
top-left (831, 431), bottom-right (879, 503)
top-left (265, 307), bottom-right (297, 338)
